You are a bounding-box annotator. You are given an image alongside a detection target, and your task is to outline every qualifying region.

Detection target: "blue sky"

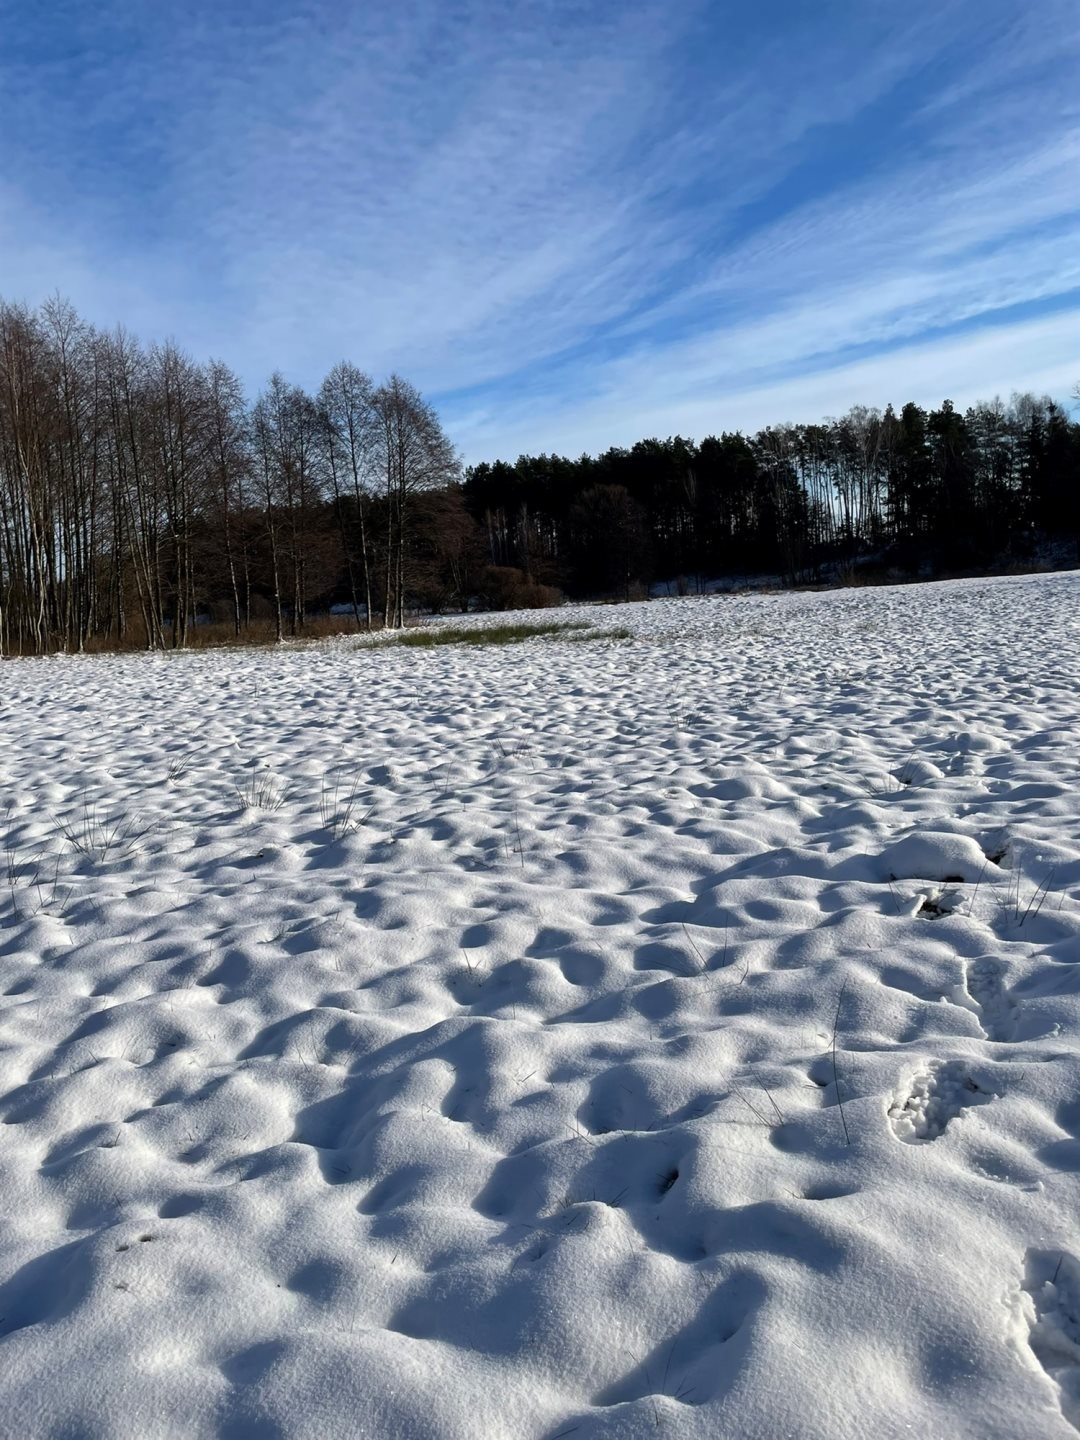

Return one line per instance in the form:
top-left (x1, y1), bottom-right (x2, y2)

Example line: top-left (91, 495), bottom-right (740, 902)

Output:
top-left (2, 0), bottom-right (1079, 462)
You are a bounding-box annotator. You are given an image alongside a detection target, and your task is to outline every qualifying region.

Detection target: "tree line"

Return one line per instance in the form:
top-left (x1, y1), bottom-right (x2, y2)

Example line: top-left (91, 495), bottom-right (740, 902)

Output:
top-left (463, 394), bottom-right (1080, 599)
top-left (0, 297), bottom-right (460, 655)
top-left (2, 294), bottom-right (1078, 656)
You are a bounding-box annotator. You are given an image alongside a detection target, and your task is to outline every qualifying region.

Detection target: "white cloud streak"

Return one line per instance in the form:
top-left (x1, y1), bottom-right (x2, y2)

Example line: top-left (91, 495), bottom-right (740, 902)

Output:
top-left (1, 0), bottom-right (1078, 457)
top-left (449, 308), bottom-right (1080, 462)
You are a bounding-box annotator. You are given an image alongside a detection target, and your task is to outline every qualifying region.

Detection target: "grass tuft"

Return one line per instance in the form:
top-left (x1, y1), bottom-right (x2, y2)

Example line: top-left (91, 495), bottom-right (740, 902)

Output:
top-left (4, 835), bottom-right (71, 916)
top-left (319, 772), bottom-right (372, 839)
top-left (234, 770), bottom-right (289, 813)
top-left (54, 799), bottom-right (150, 865)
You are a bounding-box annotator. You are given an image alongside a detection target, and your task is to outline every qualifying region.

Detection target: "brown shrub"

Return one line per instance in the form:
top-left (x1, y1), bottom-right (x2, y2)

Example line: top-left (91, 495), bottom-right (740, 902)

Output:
top-left (478, 566), bottom-right (563, 610)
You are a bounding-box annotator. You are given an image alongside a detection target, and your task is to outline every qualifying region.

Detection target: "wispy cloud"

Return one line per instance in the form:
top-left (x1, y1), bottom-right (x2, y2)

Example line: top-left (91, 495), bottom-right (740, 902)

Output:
top-left (449, 309), bottom-right (1080, 463)
top-left (1, 0), bottom-right (1078, 456)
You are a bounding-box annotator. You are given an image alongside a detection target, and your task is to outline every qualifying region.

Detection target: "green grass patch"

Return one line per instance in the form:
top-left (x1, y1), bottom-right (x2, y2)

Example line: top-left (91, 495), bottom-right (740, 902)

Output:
top-left (374, 619), bottom-right (632, 649)
top-left (562, 626), bottom-right (634, 642)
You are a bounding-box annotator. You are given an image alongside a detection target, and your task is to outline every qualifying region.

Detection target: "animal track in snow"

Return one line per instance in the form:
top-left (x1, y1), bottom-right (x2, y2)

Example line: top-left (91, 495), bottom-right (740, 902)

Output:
top-left (963, 957), bottom-right (1020, 1042)
top-left (888, 1060), bottom-right (994, 1143)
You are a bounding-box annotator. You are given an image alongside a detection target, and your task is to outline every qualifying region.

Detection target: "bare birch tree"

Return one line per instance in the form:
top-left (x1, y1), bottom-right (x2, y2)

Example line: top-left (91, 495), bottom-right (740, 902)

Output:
top-left (371, 376), bottom-right (459, 628)
top-left (319, 362), bottom-right (376, 628)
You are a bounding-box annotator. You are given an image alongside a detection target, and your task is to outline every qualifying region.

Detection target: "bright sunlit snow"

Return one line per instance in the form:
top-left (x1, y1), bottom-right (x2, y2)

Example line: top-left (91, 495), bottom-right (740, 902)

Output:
top-left (2, 572), bottom-right (1080, 1438)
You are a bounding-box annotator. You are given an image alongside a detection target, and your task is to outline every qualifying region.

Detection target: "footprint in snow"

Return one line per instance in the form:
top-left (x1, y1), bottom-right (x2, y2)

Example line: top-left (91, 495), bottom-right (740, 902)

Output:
top-left (888, 1060), bottom-right (994, 1143)
top-left (962, 957), bottom-right (1021, 1042)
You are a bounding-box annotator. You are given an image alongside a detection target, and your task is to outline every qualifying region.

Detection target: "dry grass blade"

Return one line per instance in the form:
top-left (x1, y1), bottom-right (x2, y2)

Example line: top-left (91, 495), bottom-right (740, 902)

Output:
top-left (730, 1086), bottom-right (775, 1128)
top-left (512, 804), bottom-right (525, 869)
top-left (1021, 866), bottom-right (1057, 925)
top-left (832, 977), bottom-right (851, 1146)
top-left (751, 1070), bottom-right (785, 1124)
top-left (681, 922), bottom-right (709, 974)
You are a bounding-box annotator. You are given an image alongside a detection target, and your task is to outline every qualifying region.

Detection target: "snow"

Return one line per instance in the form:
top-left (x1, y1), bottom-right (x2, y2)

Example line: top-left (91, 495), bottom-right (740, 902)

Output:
top-left (1, 570), bottom-right (1080, 1438)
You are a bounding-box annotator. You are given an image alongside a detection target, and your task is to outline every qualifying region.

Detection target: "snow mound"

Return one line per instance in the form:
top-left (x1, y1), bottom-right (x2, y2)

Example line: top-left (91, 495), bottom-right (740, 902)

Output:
top-left (881, 830), bottom-right (995, 883)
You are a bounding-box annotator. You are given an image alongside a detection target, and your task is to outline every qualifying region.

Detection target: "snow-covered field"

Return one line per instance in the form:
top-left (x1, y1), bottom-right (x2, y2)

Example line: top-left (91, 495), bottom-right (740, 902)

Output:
top-left (2, 572), bottom-right (1080, 1440)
